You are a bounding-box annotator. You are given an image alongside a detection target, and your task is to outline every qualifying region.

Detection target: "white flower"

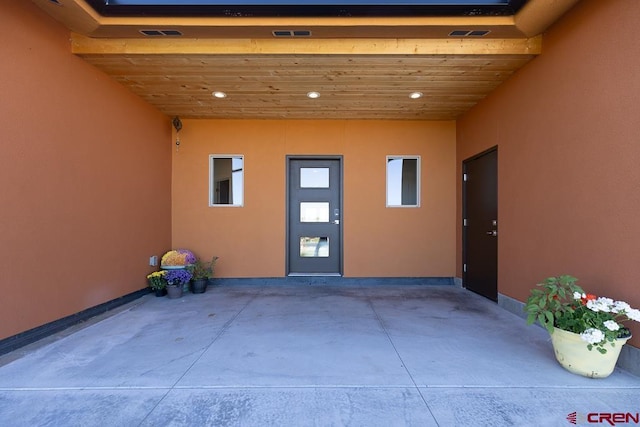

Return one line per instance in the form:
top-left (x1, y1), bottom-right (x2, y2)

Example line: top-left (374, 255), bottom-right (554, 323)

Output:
top-left (587, 297), bottom-right (616, 313)
top-left (626, 308), bottom-right (640, 322)
top-left (573, 291), bottom-right (584, 300)
top-left (586, 299), bottom-right (602, 312)
top-left (603, 320), bottom-right (620, 331)
top-left (611, 301), bottom-right (631, 314)
top-left (580, 328), bottom-right (605, 344)
top-left (600, 297), bottom-right (615, 311)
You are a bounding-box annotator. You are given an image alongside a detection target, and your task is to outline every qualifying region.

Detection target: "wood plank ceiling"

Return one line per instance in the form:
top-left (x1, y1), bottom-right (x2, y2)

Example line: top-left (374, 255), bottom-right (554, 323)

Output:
top-left (34, 0), bottom-right (578, 120)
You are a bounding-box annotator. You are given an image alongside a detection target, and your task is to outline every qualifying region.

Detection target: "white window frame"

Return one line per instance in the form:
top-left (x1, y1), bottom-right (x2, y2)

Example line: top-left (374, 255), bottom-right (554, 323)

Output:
top-left (386, 155), bottom-right (421, 208)
top-left (209, 154), bottom-right (244, 207)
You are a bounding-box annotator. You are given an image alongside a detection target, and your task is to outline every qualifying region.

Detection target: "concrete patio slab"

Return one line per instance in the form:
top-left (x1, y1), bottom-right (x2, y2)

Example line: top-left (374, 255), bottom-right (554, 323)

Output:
top-left (0, 284), bottom-right (638, 426)
top-left (0, 389), bottom-right (164, 426)
top-left (140, 388), bottom-right (438, 427)
top-left (420, 387), bottom-right (640, 426)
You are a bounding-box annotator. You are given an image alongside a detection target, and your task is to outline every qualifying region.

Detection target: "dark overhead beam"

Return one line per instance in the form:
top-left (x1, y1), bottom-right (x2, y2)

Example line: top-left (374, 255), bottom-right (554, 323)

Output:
top-left (83, 0), bottom-right (529, 18)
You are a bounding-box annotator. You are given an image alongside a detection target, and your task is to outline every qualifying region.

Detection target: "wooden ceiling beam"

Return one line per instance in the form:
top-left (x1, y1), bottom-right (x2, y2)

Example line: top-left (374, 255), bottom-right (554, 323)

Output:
top-left (71, 33), bottom-right (542, 56)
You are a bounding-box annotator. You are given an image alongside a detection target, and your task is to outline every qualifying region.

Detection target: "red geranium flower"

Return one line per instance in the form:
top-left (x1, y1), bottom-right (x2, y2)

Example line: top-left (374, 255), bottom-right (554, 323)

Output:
top-left (581, 293), bottom-right (597, 305)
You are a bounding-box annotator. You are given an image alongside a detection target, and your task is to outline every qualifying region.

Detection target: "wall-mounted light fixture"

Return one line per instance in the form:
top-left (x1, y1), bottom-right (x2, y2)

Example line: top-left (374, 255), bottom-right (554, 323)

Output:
top-left (172, 116), bottom-right (182, 151)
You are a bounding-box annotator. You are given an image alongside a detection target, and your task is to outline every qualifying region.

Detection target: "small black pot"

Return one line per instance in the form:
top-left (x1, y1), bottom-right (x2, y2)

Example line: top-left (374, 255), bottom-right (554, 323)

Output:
top-left (154, 288), bottom-right (167, 297)
top-left (191, 278), bottom-right (208, 294)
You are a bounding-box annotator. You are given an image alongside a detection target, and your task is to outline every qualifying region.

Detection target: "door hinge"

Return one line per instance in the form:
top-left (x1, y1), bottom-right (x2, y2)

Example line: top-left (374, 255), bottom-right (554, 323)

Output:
top-left (463, 173), bottom-right (468, 182)
top-left (463, 218), bottom-right (468, 227)
top-left (463, 263), bottom-right (467, 273)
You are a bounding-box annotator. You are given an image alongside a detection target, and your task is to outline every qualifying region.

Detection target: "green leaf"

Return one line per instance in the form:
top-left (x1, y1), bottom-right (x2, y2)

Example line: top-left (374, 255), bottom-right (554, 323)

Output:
top-left (545, 311), bottom-right (554, 326)
top-left (539, 313), bottom-right (554, 334)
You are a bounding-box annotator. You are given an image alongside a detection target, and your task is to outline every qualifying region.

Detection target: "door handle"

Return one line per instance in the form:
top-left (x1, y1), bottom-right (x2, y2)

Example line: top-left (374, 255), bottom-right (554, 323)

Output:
top-left (333, 220), bottom-right (340, 225)
top-left (486, 230), bottom-right (497, 236)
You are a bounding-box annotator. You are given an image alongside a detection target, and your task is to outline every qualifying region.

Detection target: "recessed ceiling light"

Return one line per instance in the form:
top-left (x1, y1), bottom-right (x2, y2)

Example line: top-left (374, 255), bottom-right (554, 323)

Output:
top-left (409, 92), bottom-right (423, 99)
top-left (307, 91), bottom-right (320, 99)
top-left (212, 91), bottom-right (227, 99)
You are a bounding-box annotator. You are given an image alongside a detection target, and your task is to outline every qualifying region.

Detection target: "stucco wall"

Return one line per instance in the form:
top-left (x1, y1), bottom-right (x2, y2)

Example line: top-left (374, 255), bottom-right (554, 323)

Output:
top-left (0, 1), bottom-right (172, 340)
top-left (456, 0), bottom-right (640, 345)
top-left (172, 120), bottom-right (456, 278)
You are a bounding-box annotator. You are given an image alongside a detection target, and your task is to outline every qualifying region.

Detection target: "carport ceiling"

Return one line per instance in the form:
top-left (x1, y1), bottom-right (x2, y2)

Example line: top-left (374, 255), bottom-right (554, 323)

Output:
top-left (34, 0), bottom-right (578, 120)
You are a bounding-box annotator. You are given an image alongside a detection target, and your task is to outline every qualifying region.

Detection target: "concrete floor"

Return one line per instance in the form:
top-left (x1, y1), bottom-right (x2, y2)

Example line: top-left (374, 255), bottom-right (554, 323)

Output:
top-left (0, 284), bottom-right (638, 427)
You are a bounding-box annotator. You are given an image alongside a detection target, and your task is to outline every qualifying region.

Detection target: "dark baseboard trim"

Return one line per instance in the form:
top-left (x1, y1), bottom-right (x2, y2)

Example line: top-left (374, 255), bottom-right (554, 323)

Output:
top-left (214, 276), bottom-right (456, 286)
top-left (0, 288), bottom-right (149, 357)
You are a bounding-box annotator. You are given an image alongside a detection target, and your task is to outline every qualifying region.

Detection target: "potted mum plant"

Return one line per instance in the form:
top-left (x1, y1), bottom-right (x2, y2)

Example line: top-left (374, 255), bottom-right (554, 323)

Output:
top-left (161, 249), bottom-right (196, 268)
top-left (165, 269), bottom-right (193, 299)
top-left (525, 275), bottom-right (640, 378)
top-left (147, 270), bottom-right (167, 297)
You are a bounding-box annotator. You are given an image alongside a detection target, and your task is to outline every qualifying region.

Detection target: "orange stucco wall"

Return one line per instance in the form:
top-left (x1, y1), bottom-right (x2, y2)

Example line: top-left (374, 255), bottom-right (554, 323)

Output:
top-left (0, 1), bottom-right (172, 340)
top-left (172, 120), bottom-right (456, 278)
top-left (456, 0), bottom-right (640, 345)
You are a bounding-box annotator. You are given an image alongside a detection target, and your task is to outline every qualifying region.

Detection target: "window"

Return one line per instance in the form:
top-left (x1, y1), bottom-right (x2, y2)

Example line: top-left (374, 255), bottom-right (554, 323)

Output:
top-left (300, 167), bottom-right (329, 188)
top-left (386, 156), bottom-right (420, 207)
top-left (300, 237), bottom-right (329, 257)
top-left (209, 155), bottom-right (244, 206)
top-left (300, 202), bottom-right (330, 222)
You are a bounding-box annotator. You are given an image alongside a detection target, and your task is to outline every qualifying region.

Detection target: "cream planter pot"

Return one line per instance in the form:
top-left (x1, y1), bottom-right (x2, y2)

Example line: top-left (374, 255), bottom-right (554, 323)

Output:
top-left (550, 327), bottom-right (630, 378)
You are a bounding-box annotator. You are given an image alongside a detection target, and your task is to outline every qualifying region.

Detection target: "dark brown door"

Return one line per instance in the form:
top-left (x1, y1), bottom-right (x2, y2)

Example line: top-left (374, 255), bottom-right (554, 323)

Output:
top-left (463, 148), bottom-right (498, 301)
top-left (288, 158), bottom-right (342, 275)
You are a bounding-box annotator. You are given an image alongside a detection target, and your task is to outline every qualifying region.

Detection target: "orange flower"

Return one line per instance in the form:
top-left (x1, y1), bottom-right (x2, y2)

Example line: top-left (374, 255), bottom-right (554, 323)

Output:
top-left (581, 293), bottom-right (597, 305)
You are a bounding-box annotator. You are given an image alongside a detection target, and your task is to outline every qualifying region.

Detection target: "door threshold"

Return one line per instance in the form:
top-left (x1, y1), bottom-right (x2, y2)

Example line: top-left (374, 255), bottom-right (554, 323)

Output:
top-left (288, 273), bottom-right (342, 277)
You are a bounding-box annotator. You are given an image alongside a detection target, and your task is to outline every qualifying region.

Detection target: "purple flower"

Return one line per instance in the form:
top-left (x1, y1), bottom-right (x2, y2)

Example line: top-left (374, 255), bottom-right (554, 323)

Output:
top-left (178, 249), bottom-right (196, 265)
top-left (165, 269), bottom-right (192, 285)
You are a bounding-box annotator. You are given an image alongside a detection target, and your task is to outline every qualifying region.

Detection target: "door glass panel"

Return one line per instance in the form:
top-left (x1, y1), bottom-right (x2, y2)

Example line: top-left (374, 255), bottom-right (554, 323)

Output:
top-left (300, 237), bottom-right (329, 257)
top-left (300, 202), bottom-right (330, 222)
top-left (300, 168), bottom-right (329, 188)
